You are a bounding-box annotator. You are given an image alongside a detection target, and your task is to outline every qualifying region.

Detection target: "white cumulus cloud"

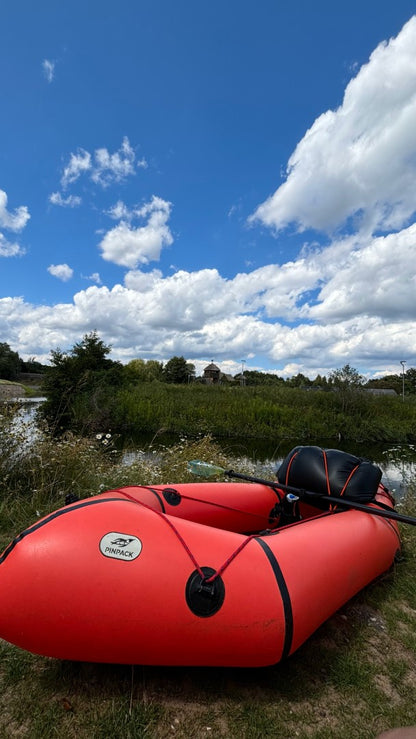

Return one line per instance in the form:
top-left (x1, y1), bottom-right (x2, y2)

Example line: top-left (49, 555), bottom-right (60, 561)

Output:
top-left (92, 136), bottom-right (143, 186)
top-left (88, 272), bottom-right (102, 284)
top-left (0, 234), bottom-right (25, 258)
top-left (105, 200), bottom-right (131, 220)
top-left (49, 191), bottom-right (82, 208)
top-left (99, 196), bottom-right (173, 268)
top-left (0, 190), bottom-right (30, 258)
top-left (61, 149), bottom-right (92, 189)
top-left (250, 16), bottom-right (416, 237)
top-left (59, 137), bottom-right (146, 190)
top-left (306, 224), bottom-right (416, 322)
top-left (1, 246), bottom-right (416, 375)
top-left (0, 190), bottom-right (30, 232)
top-left (47, 264), bottom-right (74, 282)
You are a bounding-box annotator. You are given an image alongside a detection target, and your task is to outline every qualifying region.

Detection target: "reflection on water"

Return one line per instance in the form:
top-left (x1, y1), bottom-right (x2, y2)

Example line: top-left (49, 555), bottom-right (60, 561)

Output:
top-left (10, 398), bottom-right (46, 449)
top-left (123, 432), bottom-right (416, 500)
top-left (8, 406), bottom-right (416, 500)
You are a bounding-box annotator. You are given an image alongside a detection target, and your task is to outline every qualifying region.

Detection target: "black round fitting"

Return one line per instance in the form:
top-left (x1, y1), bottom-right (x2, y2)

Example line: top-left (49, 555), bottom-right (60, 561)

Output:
top-left (163, 488), bottom-right (181, 506)
top-left (185, 566), bottom-right (225, 617)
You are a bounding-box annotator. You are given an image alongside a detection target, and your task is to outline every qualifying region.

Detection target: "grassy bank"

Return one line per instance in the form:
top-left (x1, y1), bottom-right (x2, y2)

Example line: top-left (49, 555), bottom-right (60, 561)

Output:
top-left (64, 383), bottom-right (416, 444)
top-left (0, 379), bottom-right (40, 400)
top-left (1, 414), bottom-right (416, 737)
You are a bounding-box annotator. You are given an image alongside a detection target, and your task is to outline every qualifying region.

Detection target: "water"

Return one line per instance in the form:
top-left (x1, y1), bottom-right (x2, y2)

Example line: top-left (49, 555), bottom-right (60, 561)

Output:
top-left (122, 431), bottom-right (416, 499)
top-left (11, 402), bottom-right (416, 498)
top-left (9, 397), bottom-right (46, 449)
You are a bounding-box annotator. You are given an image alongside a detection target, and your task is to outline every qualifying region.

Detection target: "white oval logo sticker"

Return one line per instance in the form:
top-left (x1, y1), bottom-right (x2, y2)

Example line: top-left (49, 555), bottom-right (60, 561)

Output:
top-left (99, 532), bottom-right (142, 561)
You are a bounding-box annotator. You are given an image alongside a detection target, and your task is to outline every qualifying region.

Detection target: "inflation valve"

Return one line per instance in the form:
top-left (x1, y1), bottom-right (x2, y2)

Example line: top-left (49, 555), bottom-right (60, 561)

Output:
top-left (163, 488), bottom-right (181, 506)
top-left (185, 566), bottom-right (225, 617)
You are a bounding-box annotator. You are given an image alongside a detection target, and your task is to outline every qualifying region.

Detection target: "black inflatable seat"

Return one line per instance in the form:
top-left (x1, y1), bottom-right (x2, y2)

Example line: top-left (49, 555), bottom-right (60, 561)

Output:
top-left (277, 446), bottom-right (382, 504)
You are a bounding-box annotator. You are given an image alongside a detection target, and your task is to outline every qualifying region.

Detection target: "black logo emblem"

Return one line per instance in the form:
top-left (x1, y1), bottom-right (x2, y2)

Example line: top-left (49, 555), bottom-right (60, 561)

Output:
top-left (111, 537), bottom-right (135, 547)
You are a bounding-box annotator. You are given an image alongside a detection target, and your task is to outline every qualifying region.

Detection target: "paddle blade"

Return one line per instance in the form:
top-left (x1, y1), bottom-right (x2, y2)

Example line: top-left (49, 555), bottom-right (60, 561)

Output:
top-left (187, 460), bottom-right (226, 478)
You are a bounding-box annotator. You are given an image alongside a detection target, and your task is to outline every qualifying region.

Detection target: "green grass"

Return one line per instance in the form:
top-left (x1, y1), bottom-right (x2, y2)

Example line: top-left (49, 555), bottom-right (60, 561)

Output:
top-left (113, 383), bottom-right (416, 443)
top-left (43, 379), bottom-right (416, 443)
top-left (1, 413), bottom-right (416, 737)
top-left (0, 379), bottom-right (39, 397)
top-left (2, 579), bottom-right (416, 739)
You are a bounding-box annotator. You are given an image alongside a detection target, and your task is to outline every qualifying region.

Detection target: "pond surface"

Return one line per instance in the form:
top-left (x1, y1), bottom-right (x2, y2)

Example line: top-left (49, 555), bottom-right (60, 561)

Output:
top-left (15, 399), bottom-right (416, 498)
top-left (123, 431), bottom-right (415, 499)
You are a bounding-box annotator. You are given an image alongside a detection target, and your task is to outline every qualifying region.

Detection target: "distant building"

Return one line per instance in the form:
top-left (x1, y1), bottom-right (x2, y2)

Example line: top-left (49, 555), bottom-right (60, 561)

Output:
top-left (365, 388), bottom-right (397, 396)
top-left (203, 363), bottom-right (221, 384)
top-left (234, 372), bottom-right (246, 386)
top-left (220, 373), bottom-right (234, 383)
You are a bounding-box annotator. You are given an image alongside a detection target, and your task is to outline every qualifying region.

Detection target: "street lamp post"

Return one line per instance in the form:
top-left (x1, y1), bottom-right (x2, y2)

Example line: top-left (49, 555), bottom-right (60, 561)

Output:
top-left (400, 360), bottom-right (406, 402)
top-left (240, 359), bottom-right (246, 386)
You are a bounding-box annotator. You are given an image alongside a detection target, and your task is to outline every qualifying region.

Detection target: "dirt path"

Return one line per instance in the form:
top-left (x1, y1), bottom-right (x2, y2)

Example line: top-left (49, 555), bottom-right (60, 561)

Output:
top-left (0, 383), bottom-right (25, 399)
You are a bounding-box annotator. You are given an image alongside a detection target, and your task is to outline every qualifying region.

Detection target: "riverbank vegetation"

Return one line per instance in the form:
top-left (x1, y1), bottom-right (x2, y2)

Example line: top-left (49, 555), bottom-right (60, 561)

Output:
top-left (0, 379), bottom-right (41, 401)
top-left (2, 333), bottom-right (416, 444)
top-left (112, 382), bottom-right (416, 443)
top-left (0, 342), bottom-right (46, 381)
top-left (0, 407), bottom-right (416, 737)
top-left (34, 333), bottom-right (415, 444)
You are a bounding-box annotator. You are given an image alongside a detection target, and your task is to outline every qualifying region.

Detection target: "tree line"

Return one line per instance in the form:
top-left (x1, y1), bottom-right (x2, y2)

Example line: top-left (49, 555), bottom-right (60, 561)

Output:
top-left (1, 335), bottom-right (413, 391)
top-left (0, 343), bottom-right (46, 381)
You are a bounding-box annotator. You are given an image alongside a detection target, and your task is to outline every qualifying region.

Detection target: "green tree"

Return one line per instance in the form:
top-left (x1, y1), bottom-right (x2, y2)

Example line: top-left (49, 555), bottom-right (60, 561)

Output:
top-left (311, 374), bottom-right (329, 390)
top-left (287, 373), bottom-right (312, 388)
top-left (163, 356), bottom-right (194, 384)
top-left (71, 331), bottom-right (113, 370)
top-left (239, 370), bottom-right (284, 386)
top-left (0, 343), bottom-right (21, 380)
top-left (328, 364), bottom-right (364, 417)
top-left (365, 374), bottom-right (401, 394)
top-left (21, 356), bottom-right (47, 373)
top-left (404, 367), bottom-right (416, 395)
top-left (365, 368), bottom-right (416, 396)
top-left (329, 364), bottom-right (364, 390)
top-left (40, 331), bottom-right (123, 432)
top-left (125, 358), bottom-right (164, 383)
top-left (186, 362), bottom-right (196, 382)
top-left (146, 359), bottom-right (164, 381)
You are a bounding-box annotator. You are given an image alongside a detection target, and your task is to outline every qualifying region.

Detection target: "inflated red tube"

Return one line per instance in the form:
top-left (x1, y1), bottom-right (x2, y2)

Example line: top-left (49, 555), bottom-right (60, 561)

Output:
top-left (102, 481), bottom-right (283, 532)
top-left (0, 483), bottom-right (400, 666)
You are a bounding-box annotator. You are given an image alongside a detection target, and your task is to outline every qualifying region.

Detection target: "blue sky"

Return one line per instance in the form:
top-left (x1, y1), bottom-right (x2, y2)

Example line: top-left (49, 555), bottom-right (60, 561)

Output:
top-left (1, 1), bottom-right (416, 378)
